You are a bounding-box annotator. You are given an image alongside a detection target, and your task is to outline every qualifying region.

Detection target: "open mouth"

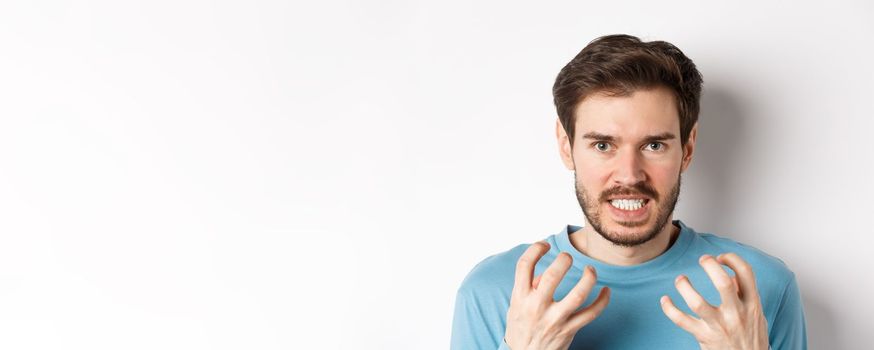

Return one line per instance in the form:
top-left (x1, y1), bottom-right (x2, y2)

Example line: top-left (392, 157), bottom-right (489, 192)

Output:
top-left (608, 198), bottom-right (650, 211)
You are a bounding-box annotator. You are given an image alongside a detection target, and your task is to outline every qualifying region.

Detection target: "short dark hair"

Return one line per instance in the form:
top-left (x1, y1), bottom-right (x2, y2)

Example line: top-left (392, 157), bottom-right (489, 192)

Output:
top-left (552, 34), bottom-right (703, 148)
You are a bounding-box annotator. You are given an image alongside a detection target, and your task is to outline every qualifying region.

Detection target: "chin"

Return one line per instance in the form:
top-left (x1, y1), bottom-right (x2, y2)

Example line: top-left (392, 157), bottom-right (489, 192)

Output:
top-left (607, 228), bottom-right (651, 242)
top-left (598, 216), bottom-right (663, 247)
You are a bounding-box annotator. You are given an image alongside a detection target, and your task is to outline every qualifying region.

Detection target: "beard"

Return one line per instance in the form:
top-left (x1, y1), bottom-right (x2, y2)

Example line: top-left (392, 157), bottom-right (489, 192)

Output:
top-left (574, 172), bottom-right (682, 247)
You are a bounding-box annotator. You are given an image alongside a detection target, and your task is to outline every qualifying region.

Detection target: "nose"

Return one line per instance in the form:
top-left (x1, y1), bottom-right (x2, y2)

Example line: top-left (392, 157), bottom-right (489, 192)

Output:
top-left (612, 148), bottom-right (647, 186)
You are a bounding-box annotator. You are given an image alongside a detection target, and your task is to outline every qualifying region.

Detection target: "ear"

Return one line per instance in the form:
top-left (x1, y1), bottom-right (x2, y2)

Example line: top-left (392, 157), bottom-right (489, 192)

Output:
top-left (680, 122), bottom-right (698, 173)
top-left (556, 119), bottom-right (575, 171)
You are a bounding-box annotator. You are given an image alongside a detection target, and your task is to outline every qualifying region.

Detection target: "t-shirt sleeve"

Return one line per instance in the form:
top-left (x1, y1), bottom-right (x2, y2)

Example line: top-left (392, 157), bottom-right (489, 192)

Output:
top-left (450, 287), bottom-right (507, 350)
top-left (768, 273), bottom-right (808, 350)
top-left (450, 246), bottom-right (526, 350)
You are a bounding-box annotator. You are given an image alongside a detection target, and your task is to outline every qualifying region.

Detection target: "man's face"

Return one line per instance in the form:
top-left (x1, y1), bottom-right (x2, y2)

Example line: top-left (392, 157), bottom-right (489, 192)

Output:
top-left (558, 86), bottom-right (696, 247)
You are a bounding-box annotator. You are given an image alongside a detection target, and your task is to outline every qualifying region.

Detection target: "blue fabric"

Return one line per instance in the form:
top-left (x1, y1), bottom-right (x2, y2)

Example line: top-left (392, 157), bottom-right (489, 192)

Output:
top-left (450, 220), bottom-right (807, 349)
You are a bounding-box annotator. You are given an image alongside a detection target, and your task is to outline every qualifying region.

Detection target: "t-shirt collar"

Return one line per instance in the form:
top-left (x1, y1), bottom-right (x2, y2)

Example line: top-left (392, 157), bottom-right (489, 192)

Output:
top-left (552, 219), bottom-right (695, 282)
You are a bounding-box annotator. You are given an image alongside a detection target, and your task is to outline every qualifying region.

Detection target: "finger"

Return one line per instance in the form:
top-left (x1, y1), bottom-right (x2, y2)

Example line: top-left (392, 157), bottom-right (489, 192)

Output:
top-left (534, 252), bottom-right (573, 300)
top-left (717, 253), bottom-right (760, 303)
top-left (732, 276), bottom-right (740, 297)
top-left (556, 265), bottom-right (598, 315)
top-left (674, 275), bottom-right (719, 321)
top-left (513, 241), bottom-right (550, 297)
top-left (698, 254), bottom-right (741, 311)
top-left (566, 286), bottom-right (610, 330)
top-left (660, 295), bottom-right (705, 335)
top-left (532, 274), bottom-right (542, 289)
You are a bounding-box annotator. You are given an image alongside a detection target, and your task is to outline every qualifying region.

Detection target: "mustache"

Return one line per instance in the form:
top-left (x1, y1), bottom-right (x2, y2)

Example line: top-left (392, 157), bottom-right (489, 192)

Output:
top-left (599, 182), bottom-right (659, 202)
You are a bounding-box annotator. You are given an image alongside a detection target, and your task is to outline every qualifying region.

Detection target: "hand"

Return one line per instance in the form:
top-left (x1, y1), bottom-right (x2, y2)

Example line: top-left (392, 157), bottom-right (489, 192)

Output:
top-left (504, 241), bottom-right (611, 350)
top-left (660, 253), bottom-right (769, 350)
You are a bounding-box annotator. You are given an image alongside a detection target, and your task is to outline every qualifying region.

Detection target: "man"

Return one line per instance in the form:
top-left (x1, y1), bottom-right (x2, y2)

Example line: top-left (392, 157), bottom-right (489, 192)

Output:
top-left (450, 34), bottom-right (807, 349)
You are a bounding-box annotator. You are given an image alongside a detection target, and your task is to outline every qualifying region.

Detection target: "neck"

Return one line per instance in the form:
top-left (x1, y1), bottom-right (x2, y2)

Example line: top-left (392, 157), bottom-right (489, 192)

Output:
top-left (569, 218), bottom-right (680, 266)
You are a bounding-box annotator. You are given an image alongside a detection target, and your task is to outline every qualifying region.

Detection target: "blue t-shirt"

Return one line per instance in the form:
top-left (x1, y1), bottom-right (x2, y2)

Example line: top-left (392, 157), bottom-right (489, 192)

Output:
top-left (450, 220), bottom-right (807, 349)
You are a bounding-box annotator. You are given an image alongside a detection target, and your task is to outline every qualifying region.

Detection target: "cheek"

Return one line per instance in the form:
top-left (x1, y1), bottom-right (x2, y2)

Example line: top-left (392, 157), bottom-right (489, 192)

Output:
top-left (575, 166), bottom-right (610, 192)
top-left (574, 156), bottom-right (612, 182)
top-left (647, 165), bottom-right (681, 188)
top-left (574, 168), bottom-right (609, 203)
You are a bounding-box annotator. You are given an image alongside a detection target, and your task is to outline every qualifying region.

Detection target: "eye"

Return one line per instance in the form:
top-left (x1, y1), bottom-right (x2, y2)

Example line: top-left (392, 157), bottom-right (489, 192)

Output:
top-left (645, 142), bottom-right (665, 151)
top-left (593, 142), bottom-right (611, 152)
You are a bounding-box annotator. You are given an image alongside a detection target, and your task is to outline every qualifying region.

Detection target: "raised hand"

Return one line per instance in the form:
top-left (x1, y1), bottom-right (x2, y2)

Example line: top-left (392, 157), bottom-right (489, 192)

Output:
top-left (504, 241), bottom-right (611, 350)
top-left (660, 253), bottom-right (769, 350)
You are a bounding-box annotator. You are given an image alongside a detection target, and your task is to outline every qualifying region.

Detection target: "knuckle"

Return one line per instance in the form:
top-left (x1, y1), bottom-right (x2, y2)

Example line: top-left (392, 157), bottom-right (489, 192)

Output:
top-left (544, 268), bottom-right (563, 280)
top-left (667, 307), bottom-right (684, 321)
top-left (723, 309), bottom-right (741, 325)
top-left (688, 299), bottom-right (707, 313)
top-left (717, 322), bottom-right (733, 336)
top-left (562, 291), bottom-right (585, 307)
top-left (738, 264), bottom-right (754, 277)
top-left (525, 305), bottom-right (544, 318)
top-left (521, 300), bottom-right (545, 317)
top-left (582, 267), bottom-right (597, 283)
top-left (728, 253), bottom-right (753, 270)
top-left (545, 310), bottom-right (565, 326)
top-left (568, 288), bottom-right (587, 302)
top-left (516, 257), bottom-right (531, 270)
top-left (555, 327), bottom-right (572, 339)
top-left (552, 254), bottom-right (570, 268)
top-left (673, 315), bottom-right (689, 328)
top-left (579, 310), bottom-right (597, 325)
top-left (747, 303), bottom-right (764, 318)
top-left (590, 301), bottom-right (608, 317)
top-left (545, 322), bottom-right (565, 337)
top-left (724, 252), bottom-right (741, 261)
top-left (714, 278), bottom-right (733, 290)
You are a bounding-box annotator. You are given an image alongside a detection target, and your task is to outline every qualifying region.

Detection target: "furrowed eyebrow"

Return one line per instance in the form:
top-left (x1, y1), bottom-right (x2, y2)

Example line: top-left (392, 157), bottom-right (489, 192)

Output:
top-left (581, 132), bottom-right (677, 143)
top-left (642, 132), bottom-right (676, 143)
top-left (581, 132), bottom-right (616, 142)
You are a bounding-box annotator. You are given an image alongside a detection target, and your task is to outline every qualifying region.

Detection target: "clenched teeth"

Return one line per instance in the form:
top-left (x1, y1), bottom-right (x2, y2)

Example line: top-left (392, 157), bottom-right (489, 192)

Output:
top-left (609, 199), bottom-right (646, 211)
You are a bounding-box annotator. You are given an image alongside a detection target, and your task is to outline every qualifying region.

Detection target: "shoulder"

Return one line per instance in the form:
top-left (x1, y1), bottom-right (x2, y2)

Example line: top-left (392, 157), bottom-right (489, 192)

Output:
top-left (451, 243), bottom-right (535, 349)
top-left (456, 243), bottom-right (530, 299)
top-left (690, 231), bottom-right (799, 317)
top-left (694, 232), bottom-right (795, 280)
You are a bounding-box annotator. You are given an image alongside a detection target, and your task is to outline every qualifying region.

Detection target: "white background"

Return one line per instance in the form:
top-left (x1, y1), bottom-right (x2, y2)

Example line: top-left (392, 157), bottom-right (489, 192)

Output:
top-left (0, 0), bottom-right (872, 349)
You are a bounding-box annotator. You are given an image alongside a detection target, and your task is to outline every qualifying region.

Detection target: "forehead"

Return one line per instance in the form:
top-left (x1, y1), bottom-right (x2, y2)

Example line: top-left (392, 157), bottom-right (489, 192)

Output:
top-left (573, 86), bottom-right (680, 140)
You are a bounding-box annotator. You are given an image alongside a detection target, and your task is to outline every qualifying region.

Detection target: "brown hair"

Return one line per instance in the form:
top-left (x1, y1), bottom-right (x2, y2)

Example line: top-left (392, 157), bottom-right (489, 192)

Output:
top-left (552, 34), bottom-right (703, 148)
